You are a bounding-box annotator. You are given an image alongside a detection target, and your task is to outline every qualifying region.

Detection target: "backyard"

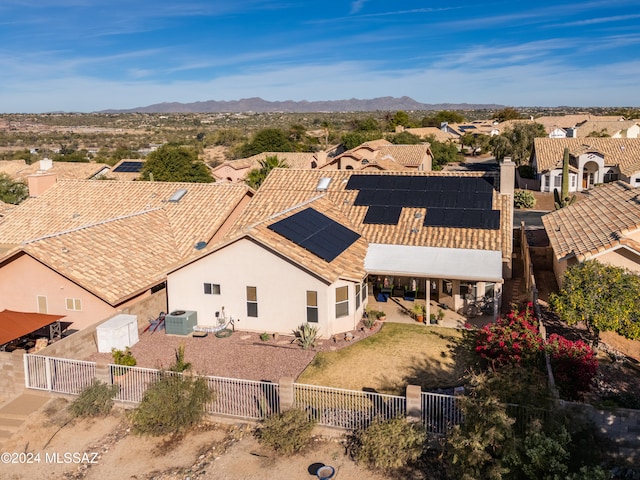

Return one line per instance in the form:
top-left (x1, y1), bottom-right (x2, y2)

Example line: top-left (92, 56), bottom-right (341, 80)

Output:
top-left (297, 323), bottom-right (471, 395)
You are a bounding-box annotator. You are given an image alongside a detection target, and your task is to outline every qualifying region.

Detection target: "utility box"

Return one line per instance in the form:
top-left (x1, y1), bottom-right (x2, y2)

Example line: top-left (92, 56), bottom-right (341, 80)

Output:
top-left (96, 314), bottom-right (139, 353)
top-left (164, 310), bottom-right (198, 335)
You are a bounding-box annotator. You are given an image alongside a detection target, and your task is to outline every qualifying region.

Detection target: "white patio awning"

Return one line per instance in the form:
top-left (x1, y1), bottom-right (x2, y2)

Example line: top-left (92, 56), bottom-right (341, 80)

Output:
top-left (364, 244), bottom-right (503, 282)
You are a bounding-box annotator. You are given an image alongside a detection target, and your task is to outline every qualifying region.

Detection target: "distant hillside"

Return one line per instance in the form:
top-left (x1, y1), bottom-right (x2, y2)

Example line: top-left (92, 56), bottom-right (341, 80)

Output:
top-left (101, 96), bottom-right (504, 113)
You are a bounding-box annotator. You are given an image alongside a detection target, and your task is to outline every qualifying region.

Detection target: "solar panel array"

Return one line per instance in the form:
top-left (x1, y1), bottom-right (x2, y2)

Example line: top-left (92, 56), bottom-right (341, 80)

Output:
top-left (268, 207), bottom-right (361, 262)
top-left (113, 161), bottom-right (144, 173)
top-left (345, 174), bottom-right (500, 230)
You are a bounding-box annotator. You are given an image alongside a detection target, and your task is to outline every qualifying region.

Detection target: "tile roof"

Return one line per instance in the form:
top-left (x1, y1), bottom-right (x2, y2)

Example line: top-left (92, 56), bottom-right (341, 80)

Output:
top-left (244, 197), bottom-right (367, 283)
top-left (574, 120), bottom-right (639, 138)
top-left (228, 169), bottom-right (511, 263)
top-left (212, 151), bottom-right (321, 174)
top-left (533, 138), bottom-right (640, 176)
top-left (403, 127), bottom-right (457, 142)
top-left (542, 181), bottom-right (640, 261)
top-left (0, 180), bottom-right (251, 304)
top-left (324, 143), bottom-right (432, 170)
top-left (0, 160), bottom-right (110, 182)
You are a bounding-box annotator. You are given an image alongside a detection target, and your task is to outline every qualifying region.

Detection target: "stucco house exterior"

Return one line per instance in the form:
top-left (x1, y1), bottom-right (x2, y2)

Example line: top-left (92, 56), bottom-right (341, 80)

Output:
top-left (542, 181), bottom-right (640, 287)
top-left (0, 180), bottom-right (252, 331)
top-left (531, 138), bottom-right (640, 193)
top-left (211, 151), bottom-right (331, 182)
top-left (166, 165), bottom-right (514, 338)
top-left (319, 142), bottom-right (433, 172)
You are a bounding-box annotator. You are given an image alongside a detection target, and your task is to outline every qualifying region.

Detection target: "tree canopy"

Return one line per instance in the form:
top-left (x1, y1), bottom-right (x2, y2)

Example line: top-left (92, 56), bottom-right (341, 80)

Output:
top-left (490, 123), bottom-right (547, 165)
top-left (140, 144), bottom-right (213, 183)
top-left (492, 107), bottom-right (522, 122)
top-left (421, 110), bottom-right (465, 127)
top-left (550, 260), bottom-right (640, 342)
top-left (240, 128), bottom-right (295, 157)
top-left (0, 173), bottom-right (29, 204)
top-left (245, 155), bottom-right (289, 190)
top-left (425, 135), bottom-right (459, 170)
top-left (387, 131), bottom-right (422, 145)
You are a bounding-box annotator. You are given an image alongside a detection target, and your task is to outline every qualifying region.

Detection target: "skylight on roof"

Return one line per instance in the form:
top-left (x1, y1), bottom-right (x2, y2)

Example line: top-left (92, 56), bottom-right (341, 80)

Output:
top-left (168, 189), bottom-right (187, 202)
top-left (316, 177), bottom-right (331, 191)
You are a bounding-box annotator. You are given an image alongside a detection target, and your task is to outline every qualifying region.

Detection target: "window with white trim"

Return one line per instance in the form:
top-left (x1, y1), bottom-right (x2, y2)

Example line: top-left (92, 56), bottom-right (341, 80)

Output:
top-left (355, 284), bottom-right (361, 310)
top-left (306, 291), bottom-right (318, 323)
top-left (246, 286), bottom-right (258, 317)
top-left (361, 280), bottom-right (367, 303)
top-left (204, 283), bottom-right (221, 295)
top-left (571, 175), bottom-right (576, 187)
top-left (37, 295), bottom-right (48, 314)
top-left (553, 175), bottom-right (562, 187)
top-left (65, 298), bottom-right (82, 311)
top-left (335, 286), bottom-right (349, 318)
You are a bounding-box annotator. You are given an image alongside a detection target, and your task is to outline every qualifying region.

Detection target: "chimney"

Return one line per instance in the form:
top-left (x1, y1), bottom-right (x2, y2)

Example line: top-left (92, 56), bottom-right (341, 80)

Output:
top-left (500, 157), bottom-right (515, 196)
top-left (39, 157), bottom-right (53, 171)
top-left (27, 173), bottom-right (57, 197)
top-left (314, 150), bottom-right (327, 167)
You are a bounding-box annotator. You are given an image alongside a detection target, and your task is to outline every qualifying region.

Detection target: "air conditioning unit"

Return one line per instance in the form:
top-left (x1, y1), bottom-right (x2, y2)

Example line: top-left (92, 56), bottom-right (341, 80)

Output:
top-left (164, 310), bottom-right (198, 335)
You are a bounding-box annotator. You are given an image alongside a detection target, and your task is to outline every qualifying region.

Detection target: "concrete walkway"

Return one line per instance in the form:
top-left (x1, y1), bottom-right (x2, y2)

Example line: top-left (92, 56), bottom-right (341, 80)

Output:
top-left (0, 392), bottom-right (51, 443)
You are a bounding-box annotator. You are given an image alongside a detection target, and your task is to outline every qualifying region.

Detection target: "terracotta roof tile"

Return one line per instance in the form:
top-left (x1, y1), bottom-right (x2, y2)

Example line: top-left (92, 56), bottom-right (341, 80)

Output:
top-left (542, 181), bottom-right (640, 260)
top-left (533, 138), bottom-right (640, 176)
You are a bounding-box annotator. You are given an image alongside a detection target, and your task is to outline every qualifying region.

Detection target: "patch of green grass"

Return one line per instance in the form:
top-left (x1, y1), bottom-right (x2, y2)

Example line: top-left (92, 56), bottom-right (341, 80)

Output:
top-left (297, 323), bottom-right (470, 394)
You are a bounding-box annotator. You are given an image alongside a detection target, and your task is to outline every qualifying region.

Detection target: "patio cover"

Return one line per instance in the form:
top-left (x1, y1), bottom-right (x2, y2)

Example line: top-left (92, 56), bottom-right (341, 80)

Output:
top-left (0, 310), bottom-right (65, 346)
top-left (364, 244), bottom-right (503, 282)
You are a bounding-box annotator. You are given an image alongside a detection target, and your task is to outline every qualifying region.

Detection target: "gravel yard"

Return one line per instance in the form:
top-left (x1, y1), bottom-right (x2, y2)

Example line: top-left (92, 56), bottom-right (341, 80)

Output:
top-left (86, 321), bottom-right (382, 382)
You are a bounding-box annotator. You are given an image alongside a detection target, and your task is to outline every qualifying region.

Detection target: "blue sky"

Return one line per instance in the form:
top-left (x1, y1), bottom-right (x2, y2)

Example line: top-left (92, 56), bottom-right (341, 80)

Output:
top-left (1, 0), bottom-right (639, 113)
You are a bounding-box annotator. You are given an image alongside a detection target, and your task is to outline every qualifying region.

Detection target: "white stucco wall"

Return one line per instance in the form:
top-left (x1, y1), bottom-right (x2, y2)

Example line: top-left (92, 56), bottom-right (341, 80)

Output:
top-left (167, 238), bottom-right (364, 338)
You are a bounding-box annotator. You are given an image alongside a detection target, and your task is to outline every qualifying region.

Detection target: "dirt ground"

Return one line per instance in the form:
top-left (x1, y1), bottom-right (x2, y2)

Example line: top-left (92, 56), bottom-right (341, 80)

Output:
top-left (0, 398), bottom-right (392, 480)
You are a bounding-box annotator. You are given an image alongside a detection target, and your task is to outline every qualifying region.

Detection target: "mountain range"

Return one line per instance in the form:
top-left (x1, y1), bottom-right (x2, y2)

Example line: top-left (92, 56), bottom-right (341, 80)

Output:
top-left (100, 96), bottom-right (504, 114)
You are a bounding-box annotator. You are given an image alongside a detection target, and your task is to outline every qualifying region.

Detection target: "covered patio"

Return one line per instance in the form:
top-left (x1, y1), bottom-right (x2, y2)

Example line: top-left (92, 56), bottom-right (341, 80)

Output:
top-left (363, 244), bottom-right (503, 328)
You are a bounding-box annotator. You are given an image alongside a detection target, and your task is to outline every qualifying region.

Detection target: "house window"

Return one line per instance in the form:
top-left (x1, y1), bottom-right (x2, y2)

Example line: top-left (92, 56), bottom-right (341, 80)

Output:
top-left (204, 283), bottom-right (221, 295)
top-left (361, 280), bottom-right (367, 303)
top-left (335, 286), bottom-right (349, 318)
top-left (246, 286), bottom-right (258, 317)
top-left (306, 291), bottom-right (318, 323)
top-left (37, 295), bottom-right (47, 314)
top-left (355, 284), bottom-right (361, 310)
top-left (553, 175), bottom-right (562, 188)
top-left (571, 175), bottom-right (576, 188)
top-left (604, 172), bottom-right (619, 183)
top-left (65, 298), bottom-right (82, 311)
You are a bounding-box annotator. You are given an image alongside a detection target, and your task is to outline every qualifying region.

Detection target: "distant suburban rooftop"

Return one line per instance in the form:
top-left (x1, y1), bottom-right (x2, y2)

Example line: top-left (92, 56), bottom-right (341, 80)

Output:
top-left (533, 137), bottom-right (640, 176)
top-left (542, 181), bottom-right (640, 261)
top-left (0, 159), bottom-right (109, 182)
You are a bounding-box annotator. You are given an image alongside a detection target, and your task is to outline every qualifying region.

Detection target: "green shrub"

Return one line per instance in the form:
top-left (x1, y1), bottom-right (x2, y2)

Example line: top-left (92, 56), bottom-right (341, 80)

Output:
top-left (295, 323), bottom-right (319, 350)
top-left (348, 417), bottom-right (426, 471)
top-left (256, 409), bottom-right (317, 454)
top-left (69, 380), bottom-right (118, 418)
top-left (514, 190), bottom-right (536, 209)
top-left (518, 164), bottom-right (536, 179)
top-left (260, 332), bottom-right (271, 341)
top-left (169, 344), bottom-right (191, 372)
top-left (112, 347), bottom-right (136, 366)
top-left (129, 373), bottom-right (213, 436)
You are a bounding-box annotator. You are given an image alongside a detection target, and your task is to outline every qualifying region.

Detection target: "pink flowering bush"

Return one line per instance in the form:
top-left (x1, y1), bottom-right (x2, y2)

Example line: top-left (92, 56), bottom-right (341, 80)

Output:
top-left (474, 303), bottom-right (544, 367)
top-left (474, 303), bottom-right (598, 400)
top-left (546, 333), bottom-right (597, 400)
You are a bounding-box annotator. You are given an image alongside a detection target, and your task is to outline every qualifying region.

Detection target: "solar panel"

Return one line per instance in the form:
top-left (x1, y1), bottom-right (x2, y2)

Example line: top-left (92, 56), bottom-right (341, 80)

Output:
top-left (113, 161), bottom-right (144, 173)
top-left (423, 208), bottom-right (500, 230)
top-left (268, 208), bottom-right (360, 262)
top-left (363, 206), bottom-right (403, 225)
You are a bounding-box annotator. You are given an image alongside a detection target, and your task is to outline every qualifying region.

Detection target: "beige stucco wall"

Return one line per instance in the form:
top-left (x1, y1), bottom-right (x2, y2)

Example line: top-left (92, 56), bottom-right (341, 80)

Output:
top-left (593, 248), bottom-right (640, 274)
top-left (0, 254), bottom-right (115, 330)
top-left (167, 238), bottom-right (364, 338)
top-left (552, 254), bottom-right (570, 288)
top-left (212, 164), bottom-right (247, 182)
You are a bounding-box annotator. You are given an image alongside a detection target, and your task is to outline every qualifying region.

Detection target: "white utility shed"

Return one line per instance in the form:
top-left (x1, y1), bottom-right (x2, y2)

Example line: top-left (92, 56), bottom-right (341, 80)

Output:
top-left (96, 314), bottom-right (139, 353)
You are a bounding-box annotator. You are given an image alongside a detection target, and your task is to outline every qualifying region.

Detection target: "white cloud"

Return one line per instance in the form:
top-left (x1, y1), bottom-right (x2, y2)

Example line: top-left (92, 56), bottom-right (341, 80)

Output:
top-left (350, 0), bottom-right (368, 15)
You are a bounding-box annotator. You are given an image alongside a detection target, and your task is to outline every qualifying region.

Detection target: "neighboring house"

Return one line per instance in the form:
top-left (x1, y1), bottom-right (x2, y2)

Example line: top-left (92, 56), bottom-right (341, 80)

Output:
top-left (531, 138), bottom-right (640, 192)
top-left (573, 120), bottom-right (639, 139)
top-left (394, 126), bottom-right (457, 143)
top-left (167, 164), bottom-right (515, 338)
top-left (320, 143), bottom-right (433, 172)
top-left (542, 181), bottom-right (640, 286)
top-left (211, 150), bottom-right (333, 183)
top-left (0, 180), bottom-right (252, 331)
top-left (107, 159), bottom-right (146, 181)
top-left (441, 121), bottom-right (500, 138)
top-left (0, 158), bottom-right (110, 183)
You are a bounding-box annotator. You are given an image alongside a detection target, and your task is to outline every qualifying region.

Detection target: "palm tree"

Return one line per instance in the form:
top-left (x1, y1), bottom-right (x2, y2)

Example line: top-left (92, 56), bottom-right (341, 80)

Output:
top-left (245, 155), bottom-right (289, 189)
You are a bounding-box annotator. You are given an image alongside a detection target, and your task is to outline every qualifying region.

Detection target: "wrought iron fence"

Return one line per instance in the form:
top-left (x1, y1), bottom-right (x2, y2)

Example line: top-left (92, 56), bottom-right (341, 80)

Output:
top-left (421, 392), bottom-right (463, 434)
top-left (293, 383), bottom-right (406, 430)
top-left (24, 354), bottom-right (95, 394)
